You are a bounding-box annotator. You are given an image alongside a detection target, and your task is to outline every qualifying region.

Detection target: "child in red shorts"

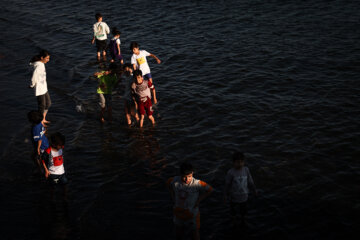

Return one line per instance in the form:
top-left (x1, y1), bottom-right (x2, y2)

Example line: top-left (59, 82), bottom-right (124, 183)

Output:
top-left (131, 70), bottom-right (155, 127)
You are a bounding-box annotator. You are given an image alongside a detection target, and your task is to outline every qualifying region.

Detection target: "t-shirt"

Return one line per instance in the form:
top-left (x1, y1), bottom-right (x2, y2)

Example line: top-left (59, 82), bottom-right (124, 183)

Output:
top-left (111, 37), bottom-right (121, 45)
top-left (225, 167), bottom-right (256, 203)
top-left (96, 72), bottom-right (118, 94)
top-left (167, 176), bottom-right (213, 220)
top-left (32, 122), bottom-right (49, 150)
top-left (44, 147), bottom-right (65, 175)
top-left (131, 79), bottom-right (153, 102)
top-left (30, 61), bottom-right (48, 96)
top-left (131, 50), bottom-right (151, 75)
top-left (93, 22), bottom-right (110, 40)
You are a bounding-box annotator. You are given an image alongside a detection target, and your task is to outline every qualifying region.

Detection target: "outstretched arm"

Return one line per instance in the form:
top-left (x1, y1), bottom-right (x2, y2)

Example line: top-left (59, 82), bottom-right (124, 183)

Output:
top-left (149, 53), bottom-right (161, 64)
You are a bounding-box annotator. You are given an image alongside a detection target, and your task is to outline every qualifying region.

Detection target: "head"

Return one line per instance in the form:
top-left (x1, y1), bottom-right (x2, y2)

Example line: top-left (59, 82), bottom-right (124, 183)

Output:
top-left (180, 162), bottom-right (194, 184)
top-left (133, 69), bottom-right (143, 84)
top-left (50, 132), bottom-right (65, 150)
top-left (130, 41), bottom-right (139, 54)
top-left (30, 49), bottom-right (50, 64)
top-left (233, 151), bottom-right (245, 169)
top-left (123, 63), bottom-right (133, 75)
top-left (27, 110), bottom-right (43, 124)
top-left (95, 13), bottom-right (102, 22)
top-left (112, 28), bottom-right (121, 37)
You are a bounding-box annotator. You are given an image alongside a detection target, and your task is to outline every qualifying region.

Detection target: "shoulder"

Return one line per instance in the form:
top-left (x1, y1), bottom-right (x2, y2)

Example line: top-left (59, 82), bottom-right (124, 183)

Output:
top-left (142, 50), bottom-right (150, 56)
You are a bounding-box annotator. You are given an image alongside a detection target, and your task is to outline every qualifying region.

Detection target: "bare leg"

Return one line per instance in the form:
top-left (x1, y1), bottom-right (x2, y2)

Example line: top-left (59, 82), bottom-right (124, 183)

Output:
top-left (42, 109), bottom-right (50, 125)
top-left (125, 105), bottom-right (132, 125)
top-left (97, 51), bottom-right (101, 62)
top-left (102, 50), bottom-right (107, 61)
top-left (148, 115), bottom-right (155, 125)
top-left (100, 107), bottom-right (106, 123)
top-left (140, 115), bottom-right (145, 127)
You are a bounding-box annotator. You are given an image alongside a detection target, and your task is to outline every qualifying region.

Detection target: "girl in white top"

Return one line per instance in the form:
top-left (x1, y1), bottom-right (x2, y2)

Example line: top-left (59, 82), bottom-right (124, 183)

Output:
top-left (29, 50), bottom-right (51, 125)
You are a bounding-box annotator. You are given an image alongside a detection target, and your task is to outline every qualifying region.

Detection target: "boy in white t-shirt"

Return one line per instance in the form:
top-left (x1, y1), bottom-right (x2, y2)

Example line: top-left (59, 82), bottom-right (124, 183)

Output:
top-left (91, 13), bottom-right (110, 61)
top-left (167, 162), bottom-right (213, 240)
top-left (224, 152), bottom-right (257, 227)
top-left (130, 41), bottom-right (161, 104)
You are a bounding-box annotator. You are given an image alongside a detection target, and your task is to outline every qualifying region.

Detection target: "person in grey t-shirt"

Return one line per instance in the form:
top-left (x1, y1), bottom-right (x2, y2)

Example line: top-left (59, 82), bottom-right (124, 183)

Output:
top-left (224, 152), bottom-right (257, 226)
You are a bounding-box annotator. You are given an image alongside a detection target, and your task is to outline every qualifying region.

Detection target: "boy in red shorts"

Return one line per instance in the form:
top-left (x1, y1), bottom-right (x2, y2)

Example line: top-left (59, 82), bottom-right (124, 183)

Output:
top-left (131, 70), bottom-right (155, 127)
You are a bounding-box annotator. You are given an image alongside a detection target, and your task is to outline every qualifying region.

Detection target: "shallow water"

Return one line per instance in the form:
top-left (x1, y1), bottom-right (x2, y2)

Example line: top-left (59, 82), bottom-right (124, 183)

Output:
top-left (0, 0), bottom-right (359, 239)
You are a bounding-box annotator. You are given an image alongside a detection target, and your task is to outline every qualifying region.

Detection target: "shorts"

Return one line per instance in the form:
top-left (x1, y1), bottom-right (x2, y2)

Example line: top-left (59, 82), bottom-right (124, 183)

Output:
top-left (48, 173), bottom-right (68, 185)
top-left (96, 39), bottom-right (107, 52)
top-left (99, 93), bottom-right (112, 108)
top-left (143, 73), bottom-right (152, 80)
top-left (138, 97), bottom-right (153, 116)
top-left (174, 212), bottom-right (200, 230)
top-left (37, 91), bottom-right (51, 114)
top-left (230, 201), bottom-right (248, 217)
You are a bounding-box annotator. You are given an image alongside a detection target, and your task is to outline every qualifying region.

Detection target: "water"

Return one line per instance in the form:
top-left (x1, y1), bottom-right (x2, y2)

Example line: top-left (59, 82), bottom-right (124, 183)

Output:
top-left (0, 0), bottom-right (359, 239)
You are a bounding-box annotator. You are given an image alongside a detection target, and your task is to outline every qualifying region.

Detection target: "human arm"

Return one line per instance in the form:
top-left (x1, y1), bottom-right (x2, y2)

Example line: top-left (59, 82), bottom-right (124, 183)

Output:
top-left (149, 53), bottom-right (161, 64)
top-left (36, 140), bottom-right (42, 155)
top-left (195, 181), bottom-right (213, 207)
top-left (117, 41), bottom-right (121, 55)
top-left (166, 177), bottom-right (175, 202)
top-left (223, 171), bottom-right (232, 203)
top-left (247, 167), bottom-right (257, 196)
top-left (92, 24), bottom-right (96, 44)
top-left (40, 152), bottom-right (50, 178)
top-left (29, 64), bottom-right (39, 88)
top-left (105, 23), bottom-right (110, 35)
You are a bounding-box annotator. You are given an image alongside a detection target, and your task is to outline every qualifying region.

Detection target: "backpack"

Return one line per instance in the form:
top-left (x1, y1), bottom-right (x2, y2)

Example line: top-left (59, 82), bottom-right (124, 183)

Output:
top-left (108, 39), bottom-right (118, 58)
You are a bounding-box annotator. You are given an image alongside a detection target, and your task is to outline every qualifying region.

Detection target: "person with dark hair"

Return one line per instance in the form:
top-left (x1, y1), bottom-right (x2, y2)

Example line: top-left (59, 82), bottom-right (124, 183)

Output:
top-left (122, 63), bottom-right (139, 126)
top-left (29, 50), bottom-right (51, 125)
top-left (167, 162), bottom-right (213, 240)
top-left (109, 28), bottom-right (123, 64)
top-left (91, 13), bottom-right (110, 61)
top-left (28, 110), bottom-right (49, 169)
top-left (224, 151), bottom-right (257, 227)
top-left (131, 69), bottom-right (155, 127)
top-left (130, 41), bottom-right (160, 104)
top-left (41, 132), bottom-right (68, 185)
top-left (93, 63), bottom-right (119, 123)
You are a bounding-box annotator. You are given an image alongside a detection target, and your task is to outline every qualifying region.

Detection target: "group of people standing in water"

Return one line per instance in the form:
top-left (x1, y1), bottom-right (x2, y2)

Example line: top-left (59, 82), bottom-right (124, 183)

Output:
top-left (26, 12), bottom-right (258, 240)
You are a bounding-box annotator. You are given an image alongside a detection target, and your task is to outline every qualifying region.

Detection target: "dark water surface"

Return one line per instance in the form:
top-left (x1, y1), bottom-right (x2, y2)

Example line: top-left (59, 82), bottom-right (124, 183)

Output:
top-left (0, 0), bottom-right (359, 239)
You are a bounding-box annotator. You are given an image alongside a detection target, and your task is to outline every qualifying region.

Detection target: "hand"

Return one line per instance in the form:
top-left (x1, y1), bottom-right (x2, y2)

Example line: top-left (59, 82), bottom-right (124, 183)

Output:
top-left (45, 170), bottom-right (50, 179)
top-left (156, 59), bottom-right (161, 64)
top-left (37, 148), bottom-right (41, 156)
top-left (91, 39), bottom-right (95, 44)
